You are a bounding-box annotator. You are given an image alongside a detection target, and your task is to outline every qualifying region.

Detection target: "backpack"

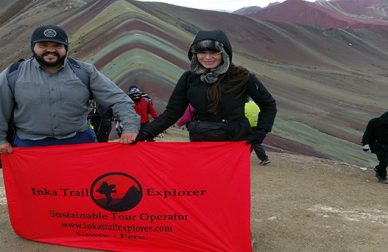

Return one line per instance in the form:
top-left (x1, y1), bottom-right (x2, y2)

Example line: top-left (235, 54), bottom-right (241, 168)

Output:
top-left (244, 101), bottom-right (261, 127)
top-left (5, 57), bottom-right (91, 144)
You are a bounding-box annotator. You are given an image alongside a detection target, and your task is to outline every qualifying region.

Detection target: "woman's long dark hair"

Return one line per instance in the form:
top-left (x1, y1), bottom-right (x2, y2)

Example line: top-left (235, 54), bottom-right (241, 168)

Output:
top-left (207, 64), bottom-right (250, 114)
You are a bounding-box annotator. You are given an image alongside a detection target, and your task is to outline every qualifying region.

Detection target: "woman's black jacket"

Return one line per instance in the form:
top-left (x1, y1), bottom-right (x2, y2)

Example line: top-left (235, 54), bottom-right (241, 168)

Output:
top-left (138, 70), bottom-right (277, 141)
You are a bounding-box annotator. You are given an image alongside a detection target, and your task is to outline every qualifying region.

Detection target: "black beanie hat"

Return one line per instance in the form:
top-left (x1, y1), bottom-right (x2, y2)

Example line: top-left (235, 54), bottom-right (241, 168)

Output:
top-left (31, 25), bottom-right (68, 49)
top-left (128, 87), bottom-right (142, 95)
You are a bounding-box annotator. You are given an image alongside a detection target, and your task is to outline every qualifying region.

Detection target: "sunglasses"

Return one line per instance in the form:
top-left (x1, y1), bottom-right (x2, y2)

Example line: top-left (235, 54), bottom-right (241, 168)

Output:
top-left (194, 51), bottom-right (222, 57)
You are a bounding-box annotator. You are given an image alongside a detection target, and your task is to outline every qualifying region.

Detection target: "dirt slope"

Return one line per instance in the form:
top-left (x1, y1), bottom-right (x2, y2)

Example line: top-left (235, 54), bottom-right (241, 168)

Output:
top-left (161, 128), bottom-right (388, 251)
top-left (1, 128), bottom-right (387, 252)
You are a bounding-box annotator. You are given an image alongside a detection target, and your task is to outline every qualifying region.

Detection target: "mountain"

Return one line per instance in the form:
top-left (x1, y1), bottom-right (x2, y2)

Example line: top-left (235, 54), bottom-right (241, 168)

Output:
top-left (233, 6), bottom-right (262, 15)
top-left (0, 0), bottom-right (387, 167)
top-left (233, 1), bottom-right (283, 15)
top-left (318, 0), bottom-right (388, 20)
top-left (246, 0), bottom-right (388, 28)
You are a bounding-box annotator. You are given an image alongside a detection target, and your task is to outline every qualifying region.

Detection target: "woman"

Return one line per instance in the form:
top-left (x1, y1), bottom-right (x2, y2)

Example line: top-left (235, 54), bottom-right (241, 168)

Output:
top-left (136, 30), bottom-right (276, 144)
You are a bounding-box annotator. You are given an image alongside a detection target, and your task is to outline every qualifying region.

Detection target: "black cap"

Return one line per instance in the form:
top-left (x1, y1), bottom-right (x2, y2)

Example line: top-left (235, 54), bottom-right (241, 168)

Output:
top-left (31, 25), bottom-right (68, 47)
top-left (128, 87), bottom-right (142, 95)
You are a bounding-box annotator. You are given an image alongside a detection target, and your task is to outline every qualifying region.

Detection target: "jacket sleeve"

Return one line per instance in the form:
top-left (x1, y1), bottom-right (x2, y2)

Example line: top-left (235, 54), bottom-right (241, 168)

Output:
top-left (140, 72), bottom-right (190, 137)
top-left (245, 74), bottom-right (277, 133)
top-left (0, 68), bottom-right (15, 144)
top-left (362, 119), bottom-right (374, 145)
top-left (147, 100), bottom-right (158, 119)
top-left (85, 63), bottom-right (140, 133)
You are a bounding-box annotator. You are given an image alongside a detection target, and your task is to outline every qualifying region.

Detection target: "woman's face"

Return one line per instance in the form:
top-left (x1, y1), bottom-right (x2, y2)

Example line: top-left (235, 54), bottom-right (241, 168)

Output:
top-left (196, 51), bottom-right (222, 69)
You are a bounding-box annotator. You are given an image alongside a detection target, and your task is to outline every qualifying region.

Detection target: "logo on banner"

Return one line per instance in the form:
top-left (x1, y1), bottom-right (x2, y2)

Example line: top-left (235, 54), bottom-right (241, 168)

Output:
top-left (90, 172), bottom-right (142, 212)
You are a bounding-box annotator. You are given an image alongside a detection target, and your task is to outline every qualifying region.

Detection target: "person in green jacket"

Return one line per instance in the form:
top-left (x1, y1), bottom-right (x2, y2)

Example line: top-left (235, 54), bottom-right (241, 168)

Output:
top-left (245, 99), bottom-right (270, 165)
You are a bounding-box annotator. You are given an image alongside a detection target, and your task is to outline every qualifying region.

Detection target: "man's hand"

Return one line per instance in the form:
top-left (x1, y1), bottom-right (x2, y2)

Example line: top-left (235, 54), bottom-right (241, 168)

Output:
top-left (0, 142), bottom-right (13, 154)
top-left (119, 132), bottom-right (138, 144)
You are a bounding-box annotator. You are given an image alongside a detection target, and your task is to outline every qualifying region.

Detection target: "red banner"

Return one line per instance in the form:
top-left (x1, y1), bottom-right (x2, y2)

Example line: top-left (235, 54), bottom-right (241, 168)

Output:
top-left (2, 142), bottom-right (251, 252)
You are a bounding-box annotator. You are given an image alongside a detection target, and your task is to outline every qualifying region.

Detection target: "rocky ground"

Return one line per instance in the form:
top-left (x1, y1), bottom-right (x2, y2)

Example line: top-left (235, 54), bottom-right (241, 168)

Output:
top-left (1, 128), bottom-right (387, 252)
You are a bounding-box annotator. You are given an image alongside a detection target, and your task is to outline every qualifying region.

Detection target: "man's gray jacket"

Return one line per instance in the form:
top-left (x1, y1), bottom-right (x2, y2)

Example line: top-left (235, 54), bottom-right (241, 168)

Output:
top-left (0, 58), bottom-right (140, 144)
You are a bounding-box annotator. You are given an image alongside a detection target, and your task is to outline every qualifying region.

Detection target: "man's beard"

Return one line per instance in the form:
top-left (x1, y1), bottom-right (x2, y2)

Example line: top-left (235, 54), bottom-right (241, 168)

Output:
top-left (34, 52), bottom-right (66, 67)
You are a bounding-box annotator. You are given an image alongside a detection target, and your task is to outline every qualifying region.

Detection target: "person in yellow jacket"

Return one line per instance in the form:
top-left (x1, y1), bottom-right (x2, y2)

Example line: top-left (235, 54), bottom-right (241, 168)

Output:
top-left (245, 99), bottom-right (270, 165)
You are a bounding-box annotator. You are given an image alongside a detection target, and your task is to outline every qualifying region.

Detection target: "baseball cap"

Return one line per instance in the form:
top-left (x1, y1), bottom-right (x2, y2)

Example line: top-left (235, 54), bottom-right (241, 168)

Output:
top-left (31, 25), bottom-right (68, 47)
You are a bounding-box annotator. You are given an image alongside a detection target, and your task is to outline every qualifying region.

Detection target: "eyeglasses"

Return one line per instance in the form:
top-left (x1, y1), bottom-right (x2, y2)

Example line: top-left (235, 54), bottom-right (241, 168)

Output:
top-left (194, 51), bottom-right (222, 57)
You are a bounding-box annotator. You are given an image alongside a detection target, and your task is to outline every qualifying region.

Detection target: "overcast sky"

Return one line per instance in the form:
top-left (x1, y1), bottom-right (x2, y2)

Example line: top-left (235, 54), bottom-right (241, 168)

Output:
top-left (136, 0), bottom-right (315, 12)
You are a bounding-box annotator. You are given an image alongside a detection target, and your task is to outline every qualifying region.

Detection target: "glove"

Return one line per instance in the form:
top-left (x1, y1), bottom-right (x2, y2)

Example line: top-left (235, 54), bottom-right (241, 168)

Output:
top-left (246, 130), bottom-right (267, 145)
top-left (135, 130), bottom-right (154, 142)
top-left (362, 144), bottom-right (370, 152)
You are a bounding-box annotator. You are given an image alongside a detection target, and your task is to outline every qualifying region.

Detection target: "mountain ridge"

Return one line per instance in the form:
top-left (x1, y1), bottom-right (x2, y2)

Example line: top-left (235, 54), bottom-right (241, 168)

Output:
top-left (246, 0), bottom-right (388, 28)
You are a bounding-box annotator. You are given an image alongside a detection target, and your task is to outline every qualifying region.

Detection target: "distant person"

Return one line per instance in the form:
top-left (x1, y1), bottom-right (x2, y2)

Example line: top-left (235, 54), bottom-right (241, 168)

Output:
top-left (136, 30), bottom-right (276, 146)
top-left (176, 104), bottom-right (195, 128)
top-left (88, 103), bottom-right (115, 142)
top-left (362, 111), bottom-right (388, 184)
top-left (245, 99), bottom-right (270, 165)
top-left (0, 24), bottom-right (140, 154)
top-left (128, 86), bottom-right (158, 130)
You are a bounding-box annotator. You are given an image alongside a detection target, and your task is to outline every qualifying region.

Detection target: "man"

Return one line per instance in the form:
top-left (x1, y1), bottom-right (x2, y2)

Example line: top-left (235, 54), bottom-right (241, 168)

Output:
top-left (0, 24), bottom-right (139, 154)
top-left (128, 86), bottom-right (158, 130)
top-left (362, 111), bottom-right (388, 184)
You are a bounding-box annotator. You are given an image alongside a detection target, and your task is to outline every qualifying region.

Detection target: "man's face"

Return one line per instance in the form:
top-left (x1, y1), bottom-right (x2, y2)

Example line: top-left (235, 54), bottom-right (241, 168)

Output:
top-left (33, 41), bottom-right (67, 67)
top-left (130, 93), bottom-right (142, 102)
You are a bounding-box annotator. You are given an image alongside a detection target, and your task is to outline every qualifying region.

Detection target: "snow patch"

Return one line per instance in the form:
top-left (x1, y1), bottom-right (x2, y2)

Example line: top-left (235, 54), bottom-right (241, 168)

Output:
top-left (268, 216), bottom-right (277, 221)
top-left (0, 187), bottom-right (6, 206)
top-left (308, 204), bottom-right (388, 226)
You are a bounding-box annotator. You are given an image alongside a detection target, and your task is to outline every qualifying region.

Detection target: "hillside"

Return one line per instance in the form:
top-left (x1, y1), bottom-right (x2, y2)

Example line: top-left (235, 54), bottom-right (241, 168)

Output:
top-left (247, 0), bottom-right (388, 28)
top-left (0, 0), bottom-right (387, 167)
top-left (318, 0), bottom-right (388, 20)
top-left (1, 128), bottom-right (388, 251)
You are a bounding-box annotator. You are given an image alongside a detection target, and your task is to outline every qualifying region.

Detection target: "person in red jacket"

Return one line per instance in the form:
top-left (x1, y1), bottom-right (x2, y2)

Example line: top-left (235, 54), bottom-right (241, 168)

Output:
top-left (128, 86), bottom-right (158, 130)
